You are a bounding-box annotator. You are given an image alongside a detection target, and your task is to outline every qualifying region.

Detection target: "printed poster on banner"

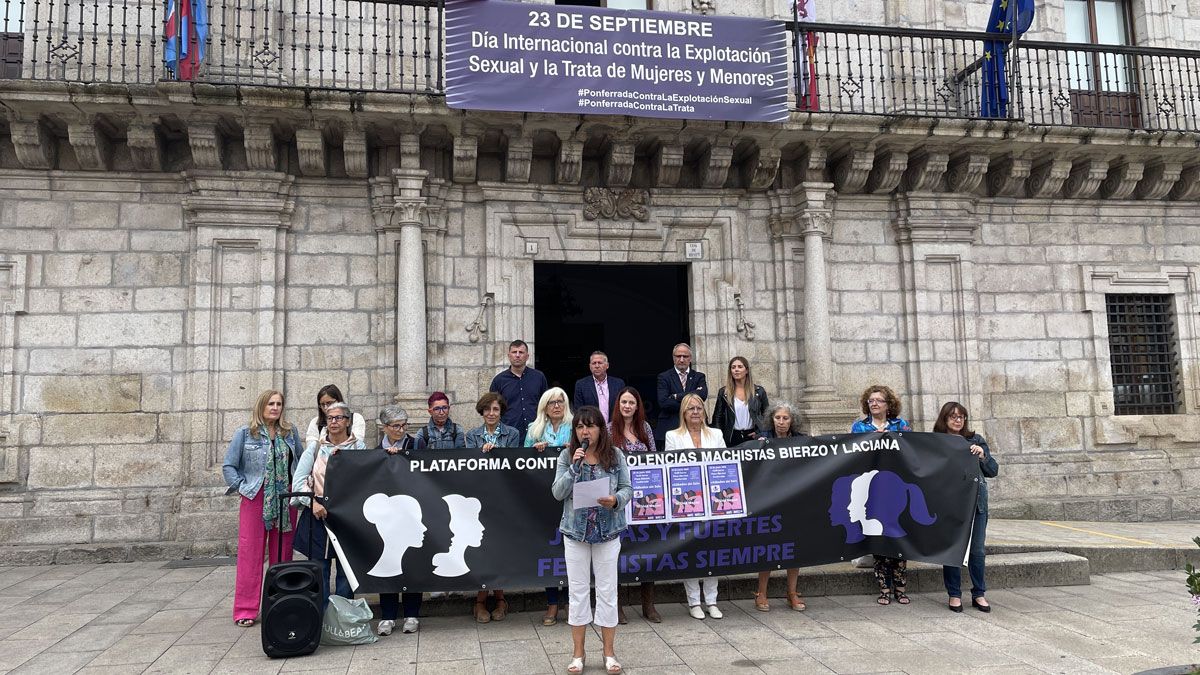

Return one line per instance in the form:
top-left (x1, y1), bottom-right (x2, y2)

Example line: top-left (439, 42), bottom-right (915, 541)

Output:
top-left (667, 464), bottom-right (706, 519)
top-left (629, 466), bottom-right (667, 522)
top-left (444, 0), bottom-right (789, 122)
top-left (640, 460), bottom-right (748, 523)
top-left (705, 461), bottom-right (747, 517)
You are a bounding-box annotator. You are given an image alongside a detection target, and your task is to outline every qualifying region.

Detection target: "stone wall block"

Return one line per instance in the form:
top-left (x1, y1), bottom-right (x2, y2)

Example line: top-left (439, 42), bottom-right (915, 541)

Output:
top-left (16, 315), bottom-right (78, 348)
top-left (113, 253), bottom-right (185, 287)
top-left (42, 413), bottom-right (158, 444)
top-left (29, 492), bottom-right (121, 516)
top-left (93, 514), bottom-right (163, 542)
top-left (176, 512), bottom-right (239, 541)
top-left (23, 374), bottom-right (140, 413)
top-left (0, 517), bottom-right (91, 545)
top-left (77, 312), bottom-right (183, 347)
top-left (27, 446), bottom-right (94, 488)
top-left (44, 253), bottom-right (113, 287)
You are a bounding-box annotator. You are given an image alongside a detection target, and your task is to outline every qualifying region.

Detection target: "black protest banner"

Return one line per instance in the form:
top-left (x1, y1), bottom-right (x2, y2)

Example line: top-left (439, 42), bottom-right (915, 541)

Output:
top-left (322, 432), bottom-right (980, 593)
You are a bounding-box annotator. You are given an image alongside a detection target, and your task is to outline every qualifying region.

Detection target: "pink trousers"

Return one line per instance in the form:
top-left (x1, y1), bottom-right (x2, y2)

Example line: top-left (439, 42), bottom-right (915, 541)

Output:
top-left (233, 491), bottom-right (296, 621)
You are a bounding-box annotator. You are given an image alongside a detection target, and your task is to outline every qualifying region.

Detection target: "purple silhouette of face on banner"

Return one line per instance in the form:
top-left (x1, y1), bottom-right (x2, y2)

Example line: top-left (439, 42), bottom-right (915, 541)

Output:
top-left (828, 470), bottom-right (938, 544)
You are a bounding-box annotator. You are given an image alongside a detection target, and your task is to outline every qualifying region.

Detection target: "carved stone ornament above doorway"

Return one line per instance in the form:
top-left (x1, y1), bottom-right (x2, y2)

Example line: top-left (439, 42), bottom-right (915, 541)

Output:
top-left (583, 187), bottom-right (651, 222)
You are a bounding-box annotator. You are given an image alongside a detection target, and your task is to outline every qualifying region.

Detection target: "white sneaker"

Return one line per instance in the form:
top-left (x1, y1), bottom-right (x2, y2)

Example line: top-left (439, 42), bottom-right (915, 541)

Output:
top-left (688, 605), bottom-right (705, 620)
top-left (706, 605), bottom-right (723, 619)
top-left (402, 617), bottom-right (420, 633)
top-left (853, 555), bottom-right (874, 568)
top-left (376, 619), bottom-right (395, 636)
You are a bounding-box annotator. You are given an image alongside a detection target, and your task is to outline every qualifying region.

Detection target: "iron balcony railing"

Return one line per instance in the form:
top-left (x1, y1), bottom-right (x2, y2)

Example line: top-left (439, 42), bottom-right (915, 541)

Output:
top-left (2, 0), bottom-right (1200, 132)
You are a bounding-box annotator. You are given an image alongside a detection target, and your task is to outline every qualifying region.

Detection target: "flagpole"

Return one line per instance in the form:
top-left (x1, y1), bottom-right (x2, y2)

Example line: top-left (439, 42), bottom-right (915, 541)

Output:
top-left (1008, 0), bottom-right (1018, 120)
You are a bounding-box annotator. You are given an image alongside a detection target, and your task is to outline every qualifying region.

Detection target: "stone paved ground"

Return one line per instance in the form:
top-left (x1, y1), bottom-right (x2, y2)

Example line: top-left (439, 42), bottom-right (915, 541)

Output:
top-left (0, 561), bottom-right (1197, 674)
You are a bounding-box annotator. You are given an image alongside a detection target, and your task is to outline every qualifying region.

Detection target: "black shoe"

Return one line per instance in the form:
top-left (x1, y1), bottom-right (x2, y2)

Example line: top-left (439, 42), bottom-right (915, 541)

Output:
top-left (948, 600), bottom-right (964, 613)
top-left (971, 598), bottom-right (991, 613)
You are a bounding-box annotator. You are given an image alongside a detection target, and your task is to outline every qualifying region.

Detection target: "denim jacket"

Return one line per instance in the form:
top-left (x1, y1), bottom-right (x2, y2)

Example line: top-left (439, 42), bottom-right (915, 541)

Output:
top-left (551, 447), bottom-right (632, 542)
top-left (969, 433), bottom-right (999, 514)
top-left (221, 425), bottom-right (304, 499)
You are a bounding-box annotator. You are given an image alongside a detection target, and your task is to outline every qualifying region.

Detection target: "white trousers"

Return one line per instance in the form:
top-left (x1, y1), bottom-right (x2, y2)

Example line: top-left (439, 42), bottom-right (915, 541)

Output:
top-left (683, 578), bottom-right (719, 607)
top-left (564, 537), bottom-right (621, 628)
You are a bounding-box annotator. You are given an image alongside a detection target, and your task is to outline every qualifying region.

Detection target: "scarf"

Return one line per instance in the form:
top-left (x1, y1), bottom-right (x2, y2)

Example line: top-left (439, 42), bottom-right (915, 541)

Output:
top-left (261, 425), bottom-right (292, 533)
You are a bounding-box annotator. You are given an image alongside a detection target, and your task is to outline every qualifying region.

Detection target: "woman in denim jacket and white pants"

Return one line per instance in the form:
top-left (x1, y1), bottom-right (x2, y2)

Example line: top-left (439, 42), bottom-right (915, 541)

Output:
top-left (551, 405), bottom-right (632, 675)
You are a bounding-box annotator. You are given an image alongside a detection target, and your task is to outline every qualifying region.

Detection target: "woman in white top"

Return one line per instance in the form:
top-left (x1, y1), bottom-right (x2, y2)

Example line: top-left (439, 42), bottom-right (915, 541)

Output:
top-left (663, 393), bottom-right (725, 620)
top-left (305, 384), bottom-right (366, 446)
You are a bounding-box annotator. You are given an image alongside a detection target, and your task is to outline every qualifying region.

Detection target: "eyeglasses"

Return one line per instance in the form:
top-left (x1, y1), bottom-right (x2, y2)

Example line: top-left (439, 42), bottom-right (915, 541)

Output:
top-left (867, 398), bottom-right (887, 404)
top-left (386, 423), bottom-right (408, 430)
top-left (327, 415), bottom-right (349, 423)
top-left (948, 414), bottom-right (967, 421)
top-left (547, 400), bottom-right (565, 406)
top-left (431, 405), bottom-right (450, 412)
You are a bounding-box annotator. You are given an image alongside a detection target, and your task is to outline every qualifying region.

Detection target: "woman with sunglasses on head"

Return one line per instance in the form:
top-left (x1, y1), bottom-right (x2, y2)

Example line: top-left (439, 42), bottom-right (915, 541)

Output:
top-left (664, 392), bottom-right (726, 620)
top-left (552, 405), bottom-right (632, 675)
top-left (608, 386), bottom-right (660, 623)
top-left (305, 384), bottom-right (366, 447)
top-left (374, 405), bottom-right (423, 636)
top-left (933, 401), bottom-right (998, 614)
top-left (525, 387), bottom-right (574, 626)
top-left (222, 389), bottom-right (304, 627)
top-left (851, 385), bottom-right (913, 607)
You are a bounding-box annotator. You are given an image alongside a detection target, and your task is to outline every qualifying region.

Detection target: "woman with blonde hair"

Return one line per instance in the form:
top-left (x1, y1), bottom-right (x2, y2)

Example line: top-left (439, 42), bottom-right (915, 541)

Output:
top-left (524, 386), bottom-right (573, 625)
top-left (664, 393), bottom-right (726, 619)
top-left (222, 389), bottom-right (305, 627)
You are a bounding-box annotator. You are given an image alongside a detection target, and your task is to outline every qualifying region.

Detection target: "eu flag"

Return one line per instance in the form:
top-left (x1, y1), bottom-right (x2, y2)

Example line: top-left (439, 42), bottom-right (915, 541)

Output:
top-left (981, 0), bottom-right (1035, 118)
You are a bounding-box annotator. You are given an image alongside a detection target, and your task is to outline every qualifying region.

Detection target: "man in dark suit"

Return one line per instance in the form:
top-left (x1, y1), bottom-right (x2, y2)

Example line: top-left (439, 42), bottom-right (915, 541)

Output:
top-left (655, 343), bottom-right (708, 446)
top-left (572, 351), bottom-right (625, 424)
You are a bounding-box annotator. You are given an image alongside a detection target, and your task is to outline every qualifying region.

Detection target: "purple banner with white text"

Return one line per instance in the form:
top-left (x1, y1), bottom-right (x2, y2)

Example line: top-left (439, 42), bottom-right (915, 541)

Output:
top-left (445, 0), bottom-right (789, 122)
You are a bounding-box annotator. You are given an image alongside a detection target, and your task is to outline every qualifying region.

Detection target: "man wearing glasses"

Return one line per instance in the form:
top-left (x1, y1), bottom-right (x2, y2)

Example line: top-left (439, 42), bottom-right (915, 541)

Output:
top-left (489, 339), bottom-right (549, 444)
top-left (414, 392), bottom-right (466, 449)
top-left (655, 343), bottom-right (708, 448)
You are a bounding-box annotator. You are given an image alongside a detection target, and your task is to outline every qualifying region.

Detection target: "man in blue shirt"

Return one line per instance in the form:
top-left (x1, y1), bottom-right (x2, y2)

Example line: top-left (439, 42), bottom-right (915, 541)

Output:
top-left (489, 339), bottom-right (548, 444)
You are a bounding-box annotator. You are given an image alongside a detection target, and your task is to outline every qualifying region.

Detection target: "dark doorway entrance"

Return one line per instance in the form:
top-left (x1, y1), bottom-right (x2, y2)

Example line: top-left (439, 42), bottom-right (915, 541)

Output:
top-left (534, 263), bottom-right (690, 423)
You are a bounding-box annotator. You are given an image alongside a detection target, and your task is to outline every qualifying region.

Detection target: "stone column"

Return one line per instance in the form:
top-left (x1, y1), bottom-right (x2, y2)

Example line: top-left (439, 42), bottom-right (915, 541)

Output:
top-left (792, 182), bottom-right (845, 434)
top-left (393, 168), bottom-right (430, 397)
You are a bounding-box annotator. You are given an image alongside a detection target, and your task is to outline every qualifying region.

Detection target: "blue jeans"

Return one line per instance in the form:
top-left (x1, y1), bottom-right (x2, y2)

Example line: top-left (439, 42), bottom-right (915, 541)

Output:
top-left (320, 557), bottom-right (352, 610)
top-left (379, 593), bottom-right (423, 621)
top-left (943, 510), bottom-right (988, 599)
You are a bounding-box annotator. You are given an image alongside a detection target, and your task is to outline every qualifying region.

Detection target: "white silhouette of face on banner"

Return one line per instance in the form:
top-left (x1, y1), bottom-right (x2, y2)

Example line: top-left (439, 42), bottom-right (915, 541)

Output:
top-left (363, 493), bottom-right (426, 577)
top-left (433, 494), bottom-right (484, 577)
top-left (848, 470), bottom-right (884, 536)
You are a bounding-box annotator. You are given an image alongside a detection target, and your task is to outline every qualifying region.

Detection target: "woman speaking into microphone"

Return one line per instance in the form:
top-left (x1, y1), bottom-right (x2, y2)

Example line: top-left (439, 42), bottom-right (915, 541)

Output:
top-left (551, 405), bottom-right (632, 675)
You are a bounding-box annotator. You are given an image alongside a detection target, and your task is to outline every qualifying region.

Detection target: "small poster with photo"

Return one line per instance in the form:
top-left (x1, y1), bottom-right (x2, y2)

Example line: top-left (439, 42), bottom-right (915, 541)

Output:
top-left (705, 462), bottom-right (747, 517)
top-left (629, 467), bottom-right (667, 522)
top-left (668, 465), bottom-right (706, 519)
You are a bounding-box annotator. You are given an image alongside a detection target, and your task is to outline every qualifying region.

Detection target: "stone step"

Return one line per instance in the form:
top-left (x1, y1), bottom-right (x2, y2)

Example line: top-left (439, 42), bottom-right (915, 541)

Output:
top-left (379, 551), bottom-right (1091, 617)
top-left (989, 543), bottom-right (1192, 574)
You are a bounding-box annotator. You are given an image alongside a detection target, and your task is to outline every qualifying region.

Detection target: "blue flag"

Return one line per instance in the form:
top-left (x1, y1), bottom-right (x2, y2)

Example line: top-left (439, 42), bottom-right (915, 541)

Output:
top-left (981, 0), bottom-right (1035, 118)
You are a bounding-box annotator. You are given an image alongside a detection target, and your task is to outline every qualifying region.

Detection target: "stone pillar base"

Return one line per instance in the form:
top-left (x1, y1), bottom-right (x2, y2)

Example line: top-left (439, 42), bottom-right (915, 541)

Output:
top-left (392, 392), bottom-right (433, 426)
top-left (797, 397), bottom-right (849, 436)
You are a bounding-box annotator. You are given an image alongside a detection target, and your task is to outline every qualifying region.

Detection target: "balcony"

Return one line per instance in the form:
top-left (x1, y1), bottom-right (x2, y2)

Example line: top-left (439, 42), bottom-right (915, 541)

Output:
top-left (2, 0), bottom-right (1200, 134)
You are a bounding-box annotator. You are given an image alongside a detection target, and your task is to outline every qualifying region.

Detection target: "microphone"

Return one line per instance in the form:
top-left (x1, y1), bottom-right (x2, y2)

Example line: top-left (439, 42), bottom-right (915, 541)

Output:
top-left (574, 438), bottom-right (590, 472)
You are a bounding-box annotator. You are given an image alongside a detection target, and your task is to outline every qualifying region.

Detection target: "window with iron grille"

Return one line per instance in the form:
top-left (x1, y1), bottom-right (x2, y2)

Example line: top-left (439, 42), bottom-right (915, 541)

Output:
top-left (1105, 294), bottom-right (1182, 415)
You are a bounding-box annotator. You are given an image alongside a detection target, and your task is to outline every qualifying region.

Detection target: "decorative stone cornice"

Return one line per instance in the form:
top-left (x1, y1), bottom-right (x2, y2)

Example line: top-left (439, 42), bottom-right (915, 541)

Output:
top-left (1062, 159), bottom-right (1109, 199)
top-left (892, 192), bottom-right (979, 243)
top-left (607, 140), bottom-right (635, 188)
top-left (1026, 158), bottom-right (1072, 198)
top-left (945, 152), bottom-right (989, 194)
top-left (452, 135), bottom-right (478, 184)
top-left (1169, 165), bottom-right (1200, 201)
top-left (832, 147), bottom-right (874, 193)
top-left (506, 136), bottom-right (533, 183)
top-left (901, 150), bottom-right (949, 192)
top-left (370, 168), bottom-right (432, 229)
top-left (866, 149), bottom-right (908, 194)
top-left (7, 113), bottom-right (53, 170)
top-left (656, 143), bottom-right (684, 187)
top-left (66, 115), bottom-right (112, 171)
top-left (243, 123), bottom-right (276, 171)
top-left (557, 136), bottom-right (583, 185)
top-left (343, 129), bottom-right (369, 178)
top-left (182, 171), bottom-right (295, 229)
top-left (125, 121), bottom-right (162, 172)
top-left (986, 156), bottom-right (1031, 197)
top-left (700, 142), bottom-right (734, 188)
top-left (1100, 160), bottom-right (1144, 200)
top-left (1135, 160), bottom-right (1183, 200)
top-left (294, 127), bottom-right (326, 177)
top-left (583, 187), bottom-right (649, 221)
top-left (187, 117), bottom-right (223, 170)
top-left (748, 145), bottom-right (781, 191)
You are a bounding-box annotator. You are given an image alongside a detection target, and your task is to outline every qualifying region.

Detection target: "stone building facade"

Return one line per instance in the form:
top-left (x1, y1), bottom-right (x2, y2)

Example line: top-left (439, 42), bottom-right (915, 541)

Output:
top-left (0, 0), bottom-right (1198, 561)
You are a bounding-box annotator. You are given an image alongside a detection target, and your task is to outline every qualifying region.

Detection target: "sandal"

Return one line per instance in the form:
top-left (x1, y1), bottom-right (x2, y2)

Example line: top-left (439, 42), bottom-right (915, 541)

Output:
top-left (894, 589), bottom-right (910, 605)
top-left (753, 591), bottom-right (770, 612)
top-left (491, 599), bottom-right (508, 621)
top-left (787, 591), bottom-right (806, 611)
top-left (566, 656), bottom-right (584, 674)
top-left (542, 604), bottom-right (558, 626)
top-left (474, 601), bottom-right (491, 624)
top-left (605, 655), bottom-right (623, 674)
top-left (234, 618), bottom-right (255, 627)
top-left (876, 591), bottom-right (891, 606)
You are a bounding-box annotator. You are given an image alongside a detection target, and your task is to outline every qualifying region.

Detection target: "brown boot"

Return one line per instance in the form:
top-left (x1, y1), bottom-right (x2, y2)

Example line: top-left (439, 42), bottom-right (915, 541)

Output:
top-left (640, 582), bottom-right (661, 623)
top-left (617, 585), bottom-right (628, 625)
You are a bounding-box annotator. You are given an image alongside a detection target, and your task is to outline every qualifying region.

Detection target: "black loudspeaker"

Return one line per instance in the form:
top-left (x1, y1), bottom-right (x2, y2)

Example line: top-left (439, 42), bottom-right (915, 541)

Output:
top-left (260, 560), bottom-right (323, 658)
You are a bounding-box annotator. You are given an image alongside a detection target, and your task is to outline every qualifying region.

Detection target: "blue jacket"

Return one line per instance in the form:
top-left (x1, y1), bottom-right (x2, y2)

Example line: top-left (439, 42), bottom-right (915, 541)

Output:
top-left (551, 447), bottom-right (632, 542)
top-left (221, 425), bottom-right (304, 499)
top-left (968, 433), bottom-right (999, 513)
top-left (465, 423), bottom-right (522, 449)
top-left (851, 417), bottom-right (912, 433)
